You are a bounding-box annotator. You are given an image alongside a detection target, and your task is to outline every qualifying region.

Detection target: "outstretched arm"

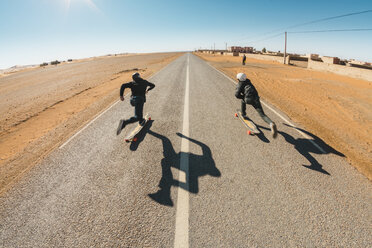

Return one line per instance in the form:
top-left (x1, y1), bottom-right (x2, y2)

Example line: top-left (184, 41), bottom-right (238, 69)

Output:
top-left (120, 82), bottom-right (132, 100)
top-left (146, 81), bottom-right (155, 93)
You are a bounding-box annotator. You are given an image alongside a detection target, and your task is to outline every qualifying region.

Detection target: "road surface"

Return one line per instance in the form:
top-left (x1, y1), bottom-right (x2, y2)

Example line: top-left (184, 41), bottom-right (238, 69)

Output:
top-left (0, 53), bottom-right (371, 247)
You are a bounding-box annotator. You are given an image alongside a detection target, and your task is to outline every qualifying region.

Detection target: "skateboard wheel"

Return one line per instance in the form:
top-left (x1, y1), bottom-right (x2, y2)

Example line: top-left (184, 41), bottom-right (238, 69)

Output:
top-left (133, 137), bottom-right (138, 142)
top-left (234, 113), bottom-right (238, 117)
top-left (247, 130), bottom-right (252, 135)
top-left (148, 117), bottom-right (151, 120)
top-left (124, 139), bottom-right (129, 143)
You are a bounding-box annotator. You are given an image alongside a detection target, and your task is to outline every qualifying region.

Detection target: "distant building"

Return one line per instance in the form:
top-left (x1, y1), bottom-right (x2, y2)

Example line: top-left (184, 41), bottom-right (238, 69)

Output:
top-left (350, 59), bottom-right (371, 66)
top-left (321, 56), bottom-right (340, 65)
top-left (306, 54), bottom-right (319, 60)
top-left (348, 59), bottom-right (372, 70)
top-left (229, 46), bottom-right (253, 53)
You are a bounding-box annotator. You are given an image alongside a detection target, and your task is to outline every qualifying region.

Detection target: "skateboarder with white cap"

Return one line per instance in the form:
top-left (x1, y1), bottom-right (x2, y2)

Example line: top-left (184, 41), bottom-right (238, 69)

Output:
top-left (235, 72), bottom-right (278, 138)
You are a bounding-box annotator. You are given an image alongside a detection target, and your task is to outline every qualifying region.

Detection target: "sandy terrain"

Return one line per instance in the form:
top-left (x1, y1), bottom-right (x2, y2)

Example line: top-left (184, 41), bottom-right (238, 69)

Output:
top-left (196, 53), bottom-right (372, 180)
top-left (0, 52), bottom-right (183, 193)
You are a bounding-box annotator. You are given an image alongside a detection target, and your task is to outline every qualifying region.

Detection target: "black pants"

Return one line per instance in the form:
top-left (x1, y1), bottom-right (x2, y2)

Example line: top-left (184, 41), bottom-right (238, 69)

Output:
top-left (241, 99), bottom-right (273, 125)
top-left (127, 96), bottom-right (145, 124)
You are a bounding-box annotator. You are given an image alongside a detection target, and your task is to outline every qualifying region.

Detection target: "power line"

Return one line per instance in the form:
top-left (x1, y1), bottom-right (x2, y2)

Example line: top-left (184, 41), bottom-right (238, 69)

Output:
top-left (282, 28), bottom-right (372, 64)
top-left (285, 10), bottom-right (372, 30)
top-left (241, 28), bottom-right (372, 46)
top-left (231, 9), bottom-right (372, 43)
top-left (288, 28), bottom-right (372, 34)
top-left (249, 32), bottom-right (283, 44)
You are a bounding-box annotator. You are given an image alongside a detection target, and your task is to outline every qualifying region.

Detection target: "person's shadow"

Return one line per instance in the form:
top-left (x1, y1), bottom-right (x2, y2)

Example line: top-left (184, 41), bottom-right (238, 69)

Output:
top-left (243, 116), bottom-right (270, 143)
top-left (148, 130), bottom-right (221, 206)
top-left (129, 120), bottom-right (154, 151)
top-left (280, 124), bottom-right (345, 175)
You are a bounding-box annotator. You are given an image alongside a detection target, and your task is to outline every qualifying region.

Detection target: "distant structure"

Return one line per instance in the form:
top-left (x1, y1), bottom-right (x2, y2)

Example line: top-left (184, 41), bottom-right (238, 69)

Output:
top-left (321, 56), bottom-right (340, 65)
top-left (50, 60), bottom-right (61, 65)
top-left (347, 59), bottom-right (372, 69)
top-left (228, 46), bottom-right (253, 53)
top-left (306, 54), bottom-right (320, 60)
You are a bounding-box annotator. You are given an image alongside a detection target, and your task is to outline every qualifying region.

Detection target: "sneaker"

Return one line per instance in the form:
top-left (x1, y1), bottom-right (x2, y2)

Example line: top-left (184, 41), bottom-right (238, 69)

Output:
top-left (270, 122), bottom-right (278, 139)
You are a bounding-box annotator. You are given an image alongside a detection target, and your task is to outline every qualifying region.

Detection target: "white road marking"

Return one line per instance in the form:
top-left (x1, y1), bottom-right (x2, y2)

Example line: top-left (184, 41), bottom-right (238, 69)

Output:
top-left (59, 56), bottom-right (181, 149)
top-left (204, 60), bottom-right (326, 154)
top-left (59, 100), bottom-right (120, 149)
top-left (260, 101), bottom-right (326, 153)
top-left (178, 170), bottom-right (187, 184)
top-left (174, 54), bottom-right (190, 248)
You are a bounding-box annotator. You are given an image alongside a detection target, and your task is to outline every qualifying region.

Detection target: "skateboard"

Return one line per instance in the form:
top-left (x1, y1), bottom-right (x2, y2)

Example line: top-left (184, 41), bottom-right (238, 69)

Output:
top-left (235, 110), bottom-right (260, 135)
top-left (124, 113), bottom-right (151, 142)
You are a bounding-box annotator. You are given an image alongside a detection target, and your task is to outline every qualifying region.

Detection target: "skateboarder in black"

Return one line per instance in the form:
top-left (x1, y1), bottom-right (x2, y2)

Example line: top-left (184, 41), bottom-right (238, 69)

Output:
top-left (117, 72), bottom-right (155, 134)
top-left (235, 72), bottom-right (277, 138)
top-left (242, 54), bottom-right (246, 65)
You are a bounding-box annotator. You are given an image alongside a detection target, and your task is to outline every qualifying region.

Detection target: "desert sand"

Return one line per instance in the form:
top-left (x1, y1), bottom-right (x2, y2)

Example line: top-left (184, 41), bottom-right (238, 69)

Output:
top-left (196, 52), bottom-right (372, 180)
top-left (0, 52), bottom-right (182, 193)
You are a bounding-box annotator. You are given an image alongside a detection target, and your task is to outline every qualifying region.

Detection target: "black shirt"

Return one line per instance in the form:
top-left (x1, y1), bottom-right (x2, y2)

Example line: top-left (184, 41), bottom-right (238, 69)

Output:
top-left (120, 78), bottom-right (155, 101)
top-left (235, 79), bottom-right (259, 100)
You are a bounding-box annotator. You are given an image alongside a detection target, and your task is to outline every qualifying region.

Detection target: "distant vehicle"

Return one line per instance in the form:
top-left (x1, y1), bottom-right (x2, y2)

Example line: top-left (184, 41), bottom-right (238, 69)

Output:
top-left (50, 60), bottom-right (61, 65)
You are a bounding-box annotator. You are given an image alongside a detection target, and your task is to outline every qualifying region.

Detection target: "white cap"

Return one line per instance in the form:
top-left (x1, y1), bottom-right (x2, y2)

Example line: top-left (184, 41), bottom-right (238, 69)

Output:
top-left (236, 73), bottom-right (246, 81)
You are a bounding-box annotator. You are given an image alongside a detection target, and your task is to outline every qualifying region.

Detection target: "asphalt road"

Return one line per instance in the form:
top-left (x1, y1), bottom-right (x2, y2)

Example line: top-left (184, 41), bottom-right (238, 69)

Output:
top-left (0, 53), bottom-right (371, 247)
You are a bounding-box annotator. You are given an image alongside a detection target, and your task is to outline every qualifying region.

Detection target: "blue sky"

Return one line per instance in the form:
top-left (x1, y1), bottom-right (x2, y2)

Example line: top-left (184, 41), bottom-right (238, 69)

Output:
top-left (0, 0), bottom-right (371, 69)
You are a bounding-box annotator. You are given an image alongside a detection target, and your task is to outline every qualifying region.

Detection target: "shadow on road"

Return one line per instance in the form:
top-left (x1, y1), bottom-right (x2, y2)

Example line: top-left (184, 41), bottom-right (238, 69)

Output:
top-left (279, 123), bottom-right (345, 175)
top-left (147, 130), bottom-right (220, 207)
top-left (243, 116), bottom-right (270, 143)
top-left (129, 120), bottom-right (154, 151)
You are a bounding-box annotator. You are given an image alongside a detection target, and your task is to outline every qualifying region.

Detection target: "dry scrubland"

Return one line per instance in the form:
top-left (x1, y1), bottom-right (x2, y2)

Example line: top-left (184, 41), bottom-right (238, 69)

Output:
top-left (0, 52), bottom-right (183, 193)
top-left (196, 52), bottom-right (372, 180)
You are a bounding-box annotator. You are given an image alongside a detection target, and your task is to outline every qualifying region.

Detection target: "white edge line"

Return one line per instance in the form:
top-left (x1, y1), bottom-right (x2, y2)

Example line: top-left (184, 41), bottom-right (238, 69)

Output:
top-left (59, 55), bottom-right (183, 149)
top-left (174, 53), bottom-right (190, 248)
top-left (203, 60), bottom-right (326, 154)
top-left (59, 99), bottom-right (121, 149)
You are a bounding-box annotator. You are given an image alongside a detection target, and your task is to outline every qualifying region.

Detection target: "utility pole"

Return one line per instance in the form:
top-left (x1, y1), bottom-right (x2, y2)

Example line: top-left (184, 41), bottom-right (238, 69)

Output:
top-left (225, 42), bottom-right (227, 51)
top-left (214, 43), bottom-right (215, 52)
top-left (283, 32), bottom-right (287, 64)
